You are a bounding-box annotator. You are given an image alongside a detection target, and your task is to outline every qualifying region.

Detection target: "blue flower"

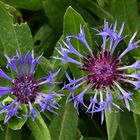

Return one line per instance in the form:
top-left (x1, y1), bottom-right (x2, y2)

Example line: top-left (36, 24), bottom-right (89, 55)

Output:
top-left (56, 21), bottom-right (140, 123)
top-left (0, 51), bottom-right (62, 123)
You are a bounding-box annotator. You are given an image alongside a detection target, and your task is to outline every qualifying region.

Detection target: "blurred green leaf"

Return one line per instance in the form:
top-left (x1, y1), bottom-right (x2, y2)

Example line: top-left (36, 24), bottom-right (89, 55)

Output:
top-left (111, 0), bottom-right (140, 35)
top-left (83, 137), bottom-right (104, 140)
top-left (131, 91), bottom-right (140, 114)
top-left (111, 0), bottom-right (140, 56)
top-left (20, 125), bottom-right (34, 140)
top-left (42, 0), bottom-right (70, 35)
top-left (41, 0), bottom-right (101, 35)
top-left (37, 56), bottom-right (53, 74)
top-left (28, 134), bottom-right (35, 140)
top-left (133, 113), bottom-right (140, 140)
top-left (77, 0), bottom-right (113, 20)
top-left (63, 6), bottom-right (92, 78)
top-left (7, 117), bottom-right (26, 130)
top-left (118, 112), bottom-right (136, 140)
top-left (105, 110), bottom-right (120, 140)
top-left (0, 126), bottom-right (21, 140)
top-left (34, 23), bottom-right (58, 57)
top-left (26, 112), bottom-right (51, 140)
top-left (49, 98), bottom-right (78, 140)
top-left (113, 129), bottom-right (122, 140)
top-left (0, 0), bottom-right (42, 10)
top-left (96, 0), bottom-right (105, 7)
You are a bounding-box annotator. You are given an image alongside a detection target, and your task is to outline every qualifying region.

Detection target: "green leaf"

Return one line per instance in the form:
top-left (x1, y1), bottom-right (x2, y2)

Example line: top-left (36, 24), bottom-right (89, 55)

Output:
top-left (38, 56), bottom-right (53, 74)
top-left (7, 117), bottom-right (26, 131)
top-left (105, 110), bottom-right (120, 140)
top-left (0, 1), bottom-right (33, 57)
top-left (111, 0), bottom-right (140, 56)
top-left (26, 112), bottom-right (51, 140)
top-left (28, 134), bottom-right (35, 140)
top-left (130, 90), bottom-right (140, 114)
top-left (0, 126), bottom-right (21, 140)
top-left (49, 98), bottom-right (78, 140)
top-left (41, 0), bottom-right (70, 35)
top-left (0, 0), bottom-right (42, 10)
top-left (118, 112), bottom-right (136, 140)
top-left (83, 137), bottom-right (104, 140)
top-left (13, 23), bottom-right (34, 53)
top-left (96, 0), bottom-right (105, 7)
top-left (77, 0), bottom-right (113, 20)
top-left (133, 113), bottom-right (140, 140)
top-left (111, 0), bottom-right (140, 35)
top-left (34, 23), bottom-right (58, 57)
top-left (63, 6), bottom-right (92, 78)
top-left (64, 6), bottom-right (92, 47)
top-left (113, 129), bottom-right (122, 140)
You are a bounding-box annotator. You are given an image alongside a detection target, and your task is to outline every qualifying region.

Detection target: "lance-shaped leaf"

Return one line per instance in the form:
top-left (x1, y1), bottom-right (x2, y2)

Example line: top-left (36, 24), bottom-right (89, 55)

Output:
top-left (63, 6), bottom-right (92, 78)
top-left (105, 110), bottom-right (120, 140)
top-left (49, 98), bottom-right (78, 140)
top-left (27, 112), bottom-right (51, 140)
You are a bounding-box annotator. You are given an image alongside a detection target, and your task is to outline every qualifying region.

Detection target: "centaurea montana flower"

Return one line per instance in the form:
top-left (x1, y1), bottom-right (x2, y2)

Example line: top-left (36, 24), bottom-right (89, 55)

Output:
top-left (55, 21), bottom-right (140, 123)
top-left (0, 51), bottom-right (62, 123)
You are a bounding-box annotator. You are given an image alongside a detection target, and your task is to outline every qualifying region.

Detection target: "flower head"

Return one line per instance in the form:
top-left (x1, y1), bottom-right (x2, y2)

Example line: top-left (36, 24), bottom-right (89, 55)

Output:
top-left (56, 21), bottom-right (140, 123)
top-left (0, 51), bottom-right (62, 123)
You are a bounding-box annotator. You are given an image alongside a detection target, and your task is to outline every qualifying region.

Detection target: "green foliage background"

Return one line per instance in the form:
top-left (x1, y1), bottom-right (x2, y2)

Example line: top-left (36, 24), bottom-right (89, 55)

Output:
top-left (0, 0), bottom-right (140, 140)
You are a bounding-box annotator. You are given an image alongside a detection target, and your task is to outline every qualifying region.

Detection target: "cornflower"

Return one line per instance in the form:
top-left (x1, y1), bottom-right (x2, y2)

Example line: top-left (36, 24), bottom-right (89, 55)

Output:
top-left (55, 21), bottom-right (140, 123)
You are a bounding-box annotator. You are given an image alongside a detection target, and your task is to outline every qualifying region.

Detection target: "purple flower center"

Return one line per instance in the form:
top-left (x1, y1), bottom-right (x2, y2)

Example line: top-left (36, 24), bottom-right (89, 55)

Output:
top-left (12, 75), bottom-right (38, 103)
top-left (83, 51), bottom-right (122, 88)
